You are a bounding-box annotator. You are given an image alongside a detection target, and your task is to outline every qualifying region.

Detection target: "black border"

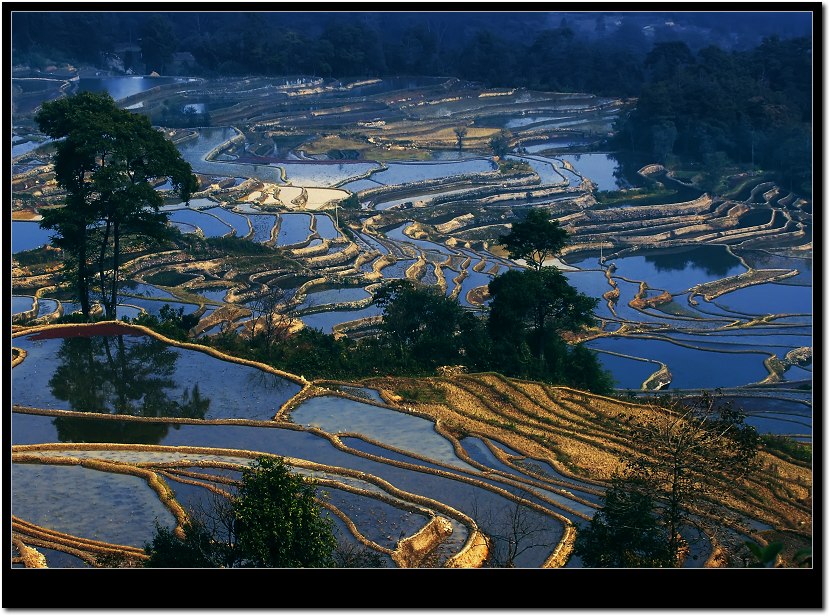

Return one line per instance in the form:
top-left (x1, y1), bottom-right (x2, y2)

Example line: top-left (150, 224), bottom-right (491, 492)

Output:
top-left (4, 2), bottom-right (823, 610)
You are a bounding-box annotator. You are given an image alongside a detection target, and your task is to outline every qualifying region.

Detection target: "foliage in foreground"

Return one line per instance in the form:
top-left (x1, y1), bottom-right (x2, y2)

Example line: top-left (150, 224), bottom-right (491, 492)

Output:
top-left (144, 456), bottom-right (337, 568)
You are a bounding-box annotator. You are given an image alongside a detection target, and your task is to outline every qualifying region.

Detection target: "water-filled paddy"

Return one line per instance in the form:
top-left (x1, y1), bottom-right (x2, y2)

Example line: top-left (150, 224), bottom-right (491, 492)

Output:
top-left (280, 161), bottom-right (380, 187)
top-left (35, 298), bottom-right (59, 318)
top-left (291, 395), bottom-right (475, 471)
top-left (247, 214), bottom-right (279, 243)
top-left (314, 214), bottom-right (340, 240)
top-left (76, 76), bottom-right (190, 100)
top-left (559, 153), bottom-right (629, 192)
top-left (112, 297), bottom-right (199, 316)
top-left (206, 207), bottom-right (251, 237)
top-left (12, 463), bottom-right (177, 547)
top-left (714, 283), bottom-right (812, 316)
top-left (167, 209), bottom-right (232, 237)
top-left (586, 336), bottom-right (771, 390)
top-left (12, 328), bottom-right (301, 421)
top-left (193, 287), bottom-right (232, 304)
top-left (569, 245), bottom-right (747, 294)
top-left (369, 159), bottom-right (495, 186)
top-left (176, 127), bottom-right (285, 183)
top-left (276, 213), bottom-right (312, 245)
top-left (589, 351), bottom-right (661, 390)
top-left (299, 287), bottom-right (371, 310)
top-left (13, 296), bottom-right (35, 315)
top-left (12, 221), bottom-right (53, 253)
top-left (300, 306), bottom-right (384, 334)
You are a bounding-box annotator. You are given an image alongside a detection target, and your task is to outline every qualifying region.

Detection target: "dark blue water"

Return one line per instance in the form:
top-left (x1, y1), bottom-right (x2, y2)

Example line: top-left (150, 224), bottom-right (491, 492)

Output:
top-left (299, 287), bottom-right (371, 310)
top-left (314, 214), bottom-right (340, 240)
top-left (569, 246), bottom-right (746, 294)
top-left (248, 214), bottom-right (279, 243)
top-left (206, 207), bottom-right (250, 237)
top-left (12, 221), bottom-right (54, 253)
top-left (167, 209), bottom-right (233, 238)
top-left (300, 306), bottom-right (384, 334)
top-left (715, 283), bottom-right (812, 316)
top-left (12, 330), bottom-right (301, 422)
top-left (277, 213), bottom-right (313, 245)
top-left (12, 463), bottom-right (177, 547)
top-left (586, 336), bottom-right (770, 390)
top-left (13, 295), bottom-right (35, 315)
top-left (560, 153), bottom-right (629, 192)
top-left (369, 159), bottom-right (495, 186)
top-left (589, 351), bottom-right (661, 390)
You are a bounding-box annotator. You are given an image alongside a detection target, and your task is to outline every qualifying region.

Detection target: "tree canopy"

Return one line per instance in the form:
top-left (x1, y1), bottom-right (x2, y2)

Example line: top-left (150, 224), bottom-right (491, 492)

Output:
top-left (144, 456), bottom-right (337, 568)
top-left (35, 92), bottom-right (198, 318)
top-left (487, 268), bottom-right (609, 390)
top-left (374, 280), bottom-right (489, 373)
top-left (498, 209), bottom-right (569, 271)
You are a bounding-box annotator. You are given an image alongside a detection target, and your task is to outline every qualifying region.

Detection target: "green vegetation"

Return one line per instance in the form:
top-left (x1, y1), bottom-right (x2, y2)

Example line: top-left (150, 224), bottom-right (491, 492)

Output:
top-left (339, 193), bottom-right (361, 210)
top-left (35, 92), bottom-right (198, 319)
top-left (10, 246), bottom-right (58, 267)
top-left (575, 476), bottom-right (673, 567)
top-left (185, 235), bottom-right (278, 257)
top-left (487, 268), bottom-right (610, 391)
top-left (374, 280), bottom-right (488, 373)
top-left (144, 456), bottom-right (337, 568)
top-left (615, 38), bottom-right (811, 193)
top-left (128, 304), bottom-right (200, 341)
top-left (199, 274), bottom-right (611, 394)
top-left (497, 209), bottom-right (568, 272)
top-left (760, 434), bottom-right (811, 464)
top-left (143, 271), bottom-right (196, 287)
top-left (497, 159), bottom-right (533, 175)
top-left (594, 186), bottom-right (675, 207)
top-left (394, 384), bottom-right (447, 405)
top-left (489, 130), bottom-right (512, 158)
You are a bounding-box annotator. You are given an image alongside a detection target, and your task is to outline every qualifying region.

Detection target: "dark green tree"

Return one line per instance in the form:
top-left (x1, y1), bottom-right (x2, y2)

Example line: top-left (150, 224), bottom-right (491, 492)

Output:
top-left (145, 456), bottom-right (338, 568)
top-left (487, 269), bottom-right (606, 390)
top-left (35, 92), bottom-right (198, 319)
top-left (374, 280), bottom-right (488, 372)
top-left (144, 519), bottom-right (226, 568)
top-left (234, 456), bottom-right (337, 568)
top-left (453, 126), bottom-right (468, 151)
top-left (498, 209), bottom-right (568, 271)
top-left (489, 130), bottom-right (512, 158)
top-left (574, 476), bottom-right (674, 568)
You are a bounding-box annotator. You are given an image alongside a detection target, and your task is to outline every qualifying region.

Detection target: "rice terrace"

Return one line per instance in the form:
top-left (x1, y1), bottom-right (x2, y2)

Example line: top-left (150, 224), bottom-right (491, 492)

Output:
top-left (8, 8), bottom-right (816, 606)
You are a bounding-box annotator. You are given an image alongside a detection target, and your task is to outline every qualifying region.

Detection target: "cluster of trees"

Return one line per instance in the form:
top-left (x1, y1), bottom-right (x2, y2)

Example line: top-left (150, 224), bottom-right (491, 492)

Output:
top-left (614, 37), bottom-right (812, 193)
top-left (35, 92), bottom-right (198, 319)
top-left (207, 209), bottom-right (613, 394)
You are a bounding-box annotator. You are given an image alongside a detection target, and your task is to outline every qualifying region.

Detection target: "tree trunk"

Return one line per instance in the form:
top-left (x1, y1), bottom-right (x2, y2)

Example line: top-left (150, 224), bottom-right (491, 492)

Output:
top-left (109, 222), bottom-right (121, 319)
top-left (98, 219), bottom-right (111, 315)
top-left (78, 230), bottom-right (90, 317)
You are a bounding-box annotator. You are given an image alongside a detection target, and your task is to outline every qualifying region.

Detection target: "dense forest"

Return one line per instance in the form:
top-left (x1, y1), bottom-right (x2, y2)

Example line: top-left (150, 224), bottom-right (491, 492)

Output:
top-left (12, 11), bottom-right (813, 191)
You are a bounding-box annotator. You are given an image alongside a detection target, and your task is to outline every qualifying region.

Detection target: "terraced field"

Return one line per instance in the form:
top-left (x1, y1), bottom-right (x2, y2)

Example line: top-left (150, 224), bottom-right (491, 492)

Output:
top-left (11, 323), bottom-right (810, 568)
top-left (11, 74), bottom-right (812, 568)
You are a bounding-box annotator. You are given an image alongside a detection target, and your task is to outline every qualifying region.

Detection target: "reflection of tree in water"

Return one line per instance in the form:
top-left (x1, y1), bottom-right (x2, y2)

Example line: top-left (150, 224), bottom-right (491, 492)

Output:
top-left (245, 369), bottom-right (293, 398)
top-left (48, 335), bottom-right (210, 444)
top-left (643, 246), bottom-right (738, 277)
